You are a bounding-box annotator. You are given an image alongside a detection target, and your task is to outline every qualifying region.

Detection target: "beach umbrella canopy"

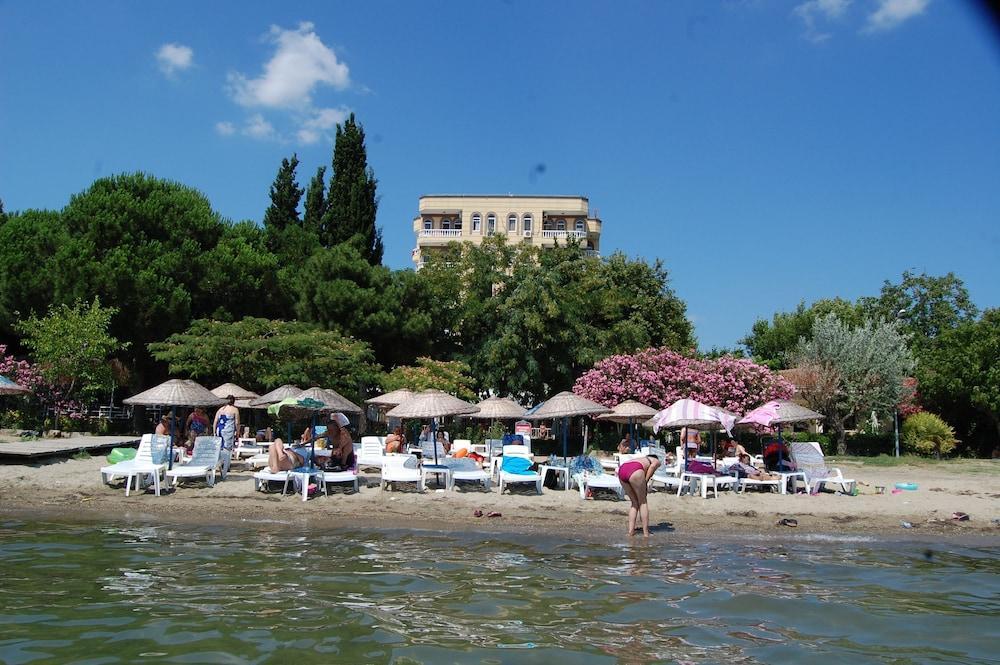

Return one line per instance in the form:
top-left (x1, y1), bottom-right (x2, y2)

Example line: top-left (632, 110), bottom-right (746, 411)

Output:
top-left (248, 384), bottom-right (302, 408)
top-left (123, 379), bottom-right (225, 471)
top-left (768, 399), bottom-right (824, 424)
top-left (470, 396), bottom-right (526, 420)
top-left (526, 391), bottom-right (611, 420)
top-left (526, 391), bottom-right (610, 459)
top-left (0, 375), bottom-right (31, 396)
top-left (266, 396), bottom-right (329, 421)
top-left (385, 389), bottom-right (479, 419)
top-left (596, 400), bottom-right (657, 424)
top-left (298, 387), bottom-right (362, 416)
top-left (124, 379), bottom-right (225, 408)
top-left (597, 400), bottom-right (657, 452)
top-left (211, 383), bottom-right (259, 408)
top-left (386, 390), bottom-right (479, 466)
top-left (651, 398), bottom-right (736, 435)
top-left (365, 388), bottom-right (417, 408)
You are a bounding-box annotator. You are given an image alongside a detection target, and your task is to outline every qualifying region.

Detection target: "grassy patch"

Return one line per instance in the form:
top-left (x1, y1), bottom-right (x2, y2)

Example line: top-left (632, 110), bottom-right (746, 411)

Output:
top-left (832, 455), bottom-right (998, 474)
top-left (71, 450), bottom-right (92, 460)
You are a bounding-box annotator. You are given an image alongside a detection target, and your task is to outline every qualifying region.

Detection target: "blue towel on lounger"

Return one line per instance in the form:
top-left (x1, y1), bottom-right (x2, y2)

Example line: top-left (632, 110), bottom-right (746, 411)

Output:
top-left (501, 457), bottom-right (533, 474)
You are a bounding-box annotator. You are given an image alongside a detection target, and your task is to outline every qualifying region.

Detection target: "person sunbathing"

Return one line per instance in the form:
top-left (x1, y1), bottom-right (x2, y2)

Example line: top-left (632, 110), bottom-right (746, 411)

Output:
top-left (268, 438), bottom-right (314, 471)
top-left (730, 453), bottom-right (780, 481)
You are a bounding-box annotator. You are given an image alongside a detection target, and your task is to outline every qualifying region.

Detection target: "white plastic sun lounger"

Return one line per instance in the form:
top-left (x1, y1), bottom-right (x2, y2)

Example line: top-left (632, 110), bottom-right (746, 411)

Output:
top-left (253, 467), bottom-right (324, 501)
top-left (100, 434), bottom-right (152, 486)
top-left (357, 436), bottom-right (386, 472)
top-left (380, 454), bottom-right (425, 492)
top-left (165, 436), bottom-right (223, 488)
top-left (789, 442), bottom-right (856, 494)
top-left (497, 445), bottom-right (542, 494)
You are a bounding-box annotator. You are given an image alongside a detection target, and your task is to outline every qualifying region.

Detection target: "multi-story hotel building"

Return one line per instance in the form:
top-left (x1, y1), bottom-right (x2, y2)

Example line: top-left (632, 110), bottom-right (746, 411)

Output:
top-left (411, 194), bottom-right (602, 268)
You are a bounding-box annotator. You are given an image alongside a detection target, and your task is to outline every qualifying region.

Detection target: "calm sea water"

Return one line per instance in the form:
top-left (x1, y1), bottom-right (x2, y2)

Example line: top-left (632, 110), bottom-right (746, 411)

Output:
top-left (0, 518), bottom-right (997, 665)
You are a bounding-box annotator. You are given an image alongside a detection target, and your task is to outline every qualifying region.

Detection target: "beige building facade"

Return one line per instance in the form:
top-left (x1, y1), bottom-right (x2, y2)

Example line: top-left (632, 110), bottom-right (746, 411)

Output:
top-left (411, 194), bottom-right (602, 268)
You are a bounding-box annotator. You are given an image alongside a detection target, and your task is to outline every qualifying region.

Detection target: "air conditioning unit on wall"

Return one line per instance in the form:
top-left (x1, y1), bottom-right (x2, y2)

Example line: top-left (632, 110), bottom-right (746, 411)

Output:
top-left (523, 230), bottom-right (532, 238)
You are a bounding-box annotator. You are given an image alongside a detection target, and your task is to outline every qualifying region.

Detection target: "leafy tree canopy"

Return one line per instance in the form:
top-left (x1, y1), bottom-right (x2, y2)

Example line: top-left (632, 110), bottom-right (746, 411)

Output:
top-left (741, 298), bottom-right (863, 369)
top-left (791, 314), bottom-right (915, 454)
top-left (15, 297), bottom-right (126, 404)
top-left (380, 357), bottom-right (477, 400)
top-left (148, 317), bottom-right (379, 404)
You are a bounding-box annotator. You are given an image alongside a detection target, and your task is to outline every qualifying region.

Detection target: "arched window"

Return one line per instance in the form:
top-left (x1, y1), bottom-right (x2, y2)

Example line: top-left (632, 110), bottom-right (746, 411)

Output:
top-left (575, 219), bottom-right (585, 233)
top-left (453, 217), bottom-right (462, 231)
top-left (522, 214), bottom-right (533, 232)
top-left (507, 214), bottom-right (517, 232)
top-left (487, 213), bottom-right (497, 234)
top-left (442, 219), bottom-right (451, 230)
top-left (557, 219), bottom-right (566, 231)
top-left (472, 213), bottom-right (481, 233)
top-left (423, 219), bottom-right (433, 231)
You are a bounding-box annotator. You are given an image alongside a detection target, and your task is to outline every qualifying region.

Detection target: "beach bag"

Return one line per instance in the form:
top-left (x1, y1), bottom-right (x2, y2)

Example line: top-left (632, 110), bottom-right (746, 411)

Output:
top-left (687, 460), bottom-right (718, 475)
top-left (106, 447), bottom-right (136, 464)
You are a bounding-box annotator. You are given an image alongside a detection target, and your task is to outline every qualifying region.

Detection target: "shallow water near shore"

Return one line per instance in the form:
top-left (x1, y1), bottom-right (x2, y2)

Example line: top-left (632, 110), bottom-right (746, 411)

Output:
top-left (1, 518), bottom-right (997, 664)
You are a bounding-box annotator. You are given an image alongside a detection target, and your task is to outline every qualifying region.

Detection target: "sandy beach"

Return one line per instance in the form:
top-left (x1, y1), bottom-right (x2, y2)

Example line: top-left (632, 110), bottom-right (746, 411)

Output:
top-left (1, 454), bottom-right (998, 539)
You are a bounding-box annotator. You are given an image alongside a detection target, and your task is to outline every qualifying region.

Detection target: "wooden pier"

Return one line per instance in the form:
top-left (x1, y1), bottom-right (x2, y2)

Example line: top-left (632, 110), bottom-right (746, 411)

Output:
top-left (0, 436), bottom-right (140, 461)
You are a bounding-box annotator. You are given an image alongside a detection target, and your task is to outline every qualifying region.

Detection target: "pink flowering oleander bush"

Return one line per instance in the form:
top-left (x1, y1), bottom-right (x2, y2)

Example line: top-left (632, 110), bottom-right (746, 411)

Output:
top-left (0, 344), bottom-right (81, 426)
top-left (573, 347), bottom-right (794, 414)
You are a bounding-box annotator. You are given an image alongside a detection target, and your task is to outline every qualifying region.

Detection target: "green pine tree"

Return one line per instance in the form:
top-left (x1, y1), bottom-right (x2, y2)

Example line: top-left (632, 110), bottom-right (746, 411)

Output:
top-left (263, 154), bottom-right (304, 250)
top-left (321, 114), bottom-right (383, 264)
top-left (302, 166), bottom-right (327, 237)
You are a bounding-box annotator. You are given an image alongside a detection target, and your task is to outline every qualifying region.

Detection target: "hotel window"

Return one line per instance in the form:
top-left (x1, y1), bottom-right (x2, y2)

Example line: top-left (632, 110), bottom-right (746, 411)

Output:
top-left (472, 213), bottom-right (481, 232)
top-left (523, 214), bottom-right (532, 231)
top-left (487, 213), bottom-right (496, 234)
top-left (423, 219), bottom-right (433, 231)
top-left (453, 218), bottom-right (462, 231)
top-left (557, 219), bottom-right (566, 231)
top-left (507, 214), bottom-right (517, 232)
top-left (575, 219), bottom-right (585, 233)
top-left (442, 219), bottom-right (451, 230)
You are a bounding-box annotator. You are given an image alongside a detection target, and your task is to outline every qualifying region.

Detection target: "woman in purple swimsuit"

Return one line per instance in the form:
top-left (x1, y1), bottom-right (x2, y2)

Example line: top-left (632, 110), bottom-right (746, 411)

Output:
top-left (618, 455), bottom-right (661, 538)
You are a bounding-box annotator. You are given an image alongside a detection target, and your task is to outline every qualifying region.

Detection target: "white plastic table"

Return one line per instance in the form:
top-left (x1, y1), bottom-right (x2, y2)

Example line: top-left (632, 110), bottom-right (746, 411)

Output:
top-left (538, 464), bottom-right (571, 491)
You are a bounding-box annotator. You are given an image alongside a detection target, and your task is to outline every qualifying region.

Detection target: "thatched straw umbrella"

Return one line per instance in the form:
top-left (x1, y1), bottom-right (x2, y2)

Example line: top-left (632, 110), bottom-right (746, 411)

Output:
top-left (123, 379), bottom-right (225, 469)
top-left (386, 390), bottom-right (479, 465)
top-left (526, 391), bottom-right (611, 460)
top-left (211, 383), bottom-right (259, 409)
top-left (248, 385), bottom-right (302, 408)
top-left (596, 399), bottom-right (658, 452)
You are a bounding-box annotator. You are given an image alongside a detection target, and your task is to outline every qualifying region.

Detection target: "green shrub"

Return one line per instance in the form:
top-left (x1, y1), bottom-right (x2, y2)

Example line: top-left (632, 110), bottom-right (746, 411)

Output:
top-left (902, 412), bottom-right (957, 458)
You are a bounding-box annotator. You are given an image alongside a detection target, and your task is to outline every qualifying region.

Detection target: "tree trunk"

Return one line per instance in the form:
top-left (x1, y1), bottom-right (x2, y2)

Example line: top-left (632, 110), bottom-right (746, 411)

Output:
top-left (833, 420), bottom-right (848, 456)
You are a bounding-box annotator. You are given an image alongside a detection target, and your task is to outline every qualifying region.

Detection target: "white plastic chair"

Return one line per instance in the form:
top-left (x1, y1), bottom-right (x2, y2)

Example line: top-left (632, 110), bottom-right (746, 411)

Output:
top-left (233, 437), bottom-right (262, 460)
top-left (380, 454), bottom-right (425, 492)
top-left (120, 434), bottom-right (170, 496)
top-left (789, 442), bottom-right (856, 493)
top-left (498, 444), bottom-right (542, 494)
top-left (165, 436), bottom-right (223, 488)
top-left (320, 469), bottom-right (360, 493)
top-left (357, 437), bottom-right (386, 472)
top-left (100, 434), bottom-right (151, 486)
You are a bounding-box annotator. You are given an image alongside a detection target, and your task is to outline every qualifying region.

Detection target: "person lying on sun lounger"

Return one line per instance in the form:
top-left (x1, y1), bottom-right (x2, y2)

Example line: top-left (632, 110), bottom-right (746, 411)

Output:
top-left (268, 438), bottom-right (314, 470)
top-left (729, 453), bottom-right (780, 481)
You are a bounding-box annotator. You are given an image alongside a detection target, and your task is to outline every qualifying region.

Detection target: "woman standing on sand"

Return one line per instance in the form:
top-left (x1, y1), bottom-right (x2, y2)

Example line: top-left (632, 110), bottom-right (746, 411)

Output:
top-left (618, 454), bottom-right (661, 537)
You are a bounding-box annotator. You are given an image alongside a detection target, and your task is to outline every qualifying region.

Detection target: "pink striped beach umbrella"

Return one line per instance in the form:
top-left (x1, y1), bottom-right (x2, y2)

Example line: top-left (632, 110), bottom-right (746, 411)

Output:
top-left (651, 399), bottom-right (737, 435)
top-left (738, 401), bottom-right (782, 429)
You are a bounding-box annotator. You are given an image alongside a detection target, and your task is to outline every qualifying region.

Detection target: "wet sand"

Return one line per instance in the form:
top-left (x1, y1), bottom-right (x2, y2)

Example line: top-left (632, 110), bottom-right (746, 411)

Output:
top-left (1, 455), bottom-right (998, 540)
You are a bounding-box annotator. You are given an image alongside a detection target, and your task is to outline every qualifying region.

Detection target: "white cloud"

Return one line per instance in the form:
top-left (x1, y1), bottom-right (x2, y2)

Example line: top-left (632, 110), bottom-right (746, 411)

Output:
top-left (296, 106), bottom-right (350, 144)
top-left (215, 121), bottom-right (236, 136)
top-left (156, 43), bottom-right (194, 77)
top-left (228, 22), bottom-right (349, 109)
top-left (793, 0), bottom-right (851, 42)
top-left (864, 0), bottom-right (930, 32)
top-left (243, 114), bottom-right (276, 140)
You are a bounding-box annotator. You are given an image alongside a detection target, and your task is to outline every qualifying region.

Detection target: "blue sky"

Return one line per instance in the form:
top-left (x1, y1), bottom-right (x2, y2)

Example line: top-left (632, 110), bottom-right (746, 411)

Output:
top-left (2, 0), bottom-right (998, 351)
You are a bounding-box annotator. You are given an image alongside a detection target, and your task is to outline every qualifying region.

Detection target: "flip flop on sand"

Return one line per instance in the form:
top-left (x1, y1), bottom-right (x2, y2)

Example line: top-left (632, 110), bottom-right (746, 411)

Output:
top-left (486, 511), bottom-right (502, 518)
top-left (951, 512), bottom-right (970, 521)
top-left (777, 518), bottom-right (798, 527)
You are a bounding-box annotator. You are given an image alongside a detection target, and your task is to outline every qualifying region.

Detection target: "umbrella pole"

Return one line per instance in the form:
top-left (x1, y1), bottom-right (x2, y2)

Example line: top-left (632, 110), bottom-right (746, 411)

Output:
top-left (711, 429), bottom-right (717, 473)
top-left (777, 424), bottom-right (784, 471)
top-left (563, 417), bottom-right (569, 460)
top-left (310, 414), bottom-right (316, 471)
top-left (629, 417), bottom-right (635, 453)
top-left (168, 406), bottom-right (175, 471)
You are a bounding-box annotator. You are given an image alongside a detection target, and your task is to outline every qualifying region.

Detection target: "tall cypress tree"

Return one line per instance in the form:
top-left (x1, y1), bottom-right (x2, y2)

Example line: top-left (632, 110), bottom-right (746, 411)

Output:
top-left (262, 154), bottom-right (304, 255)
top-left (321, 113), bottom-right (383, 264)
top-left (302, 166), bottom-right (327, 238)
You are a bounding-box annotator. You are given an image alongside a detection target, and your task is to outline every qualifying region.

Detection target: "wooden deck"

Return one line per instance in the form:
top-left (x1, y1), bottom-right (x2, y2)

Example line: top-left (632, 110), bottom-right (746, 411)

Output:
top-left (0, 436), bottom-right (140, 460)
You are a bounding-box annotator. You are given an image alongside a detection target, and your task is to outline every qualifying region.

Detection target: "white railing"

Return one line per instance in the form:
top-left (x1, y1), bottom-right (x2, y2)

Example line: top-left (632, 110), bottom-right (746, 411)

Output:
top-left (541, 230), bottom-right (587, 240)
top-left (419, 229), bottom-right (463, 238)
